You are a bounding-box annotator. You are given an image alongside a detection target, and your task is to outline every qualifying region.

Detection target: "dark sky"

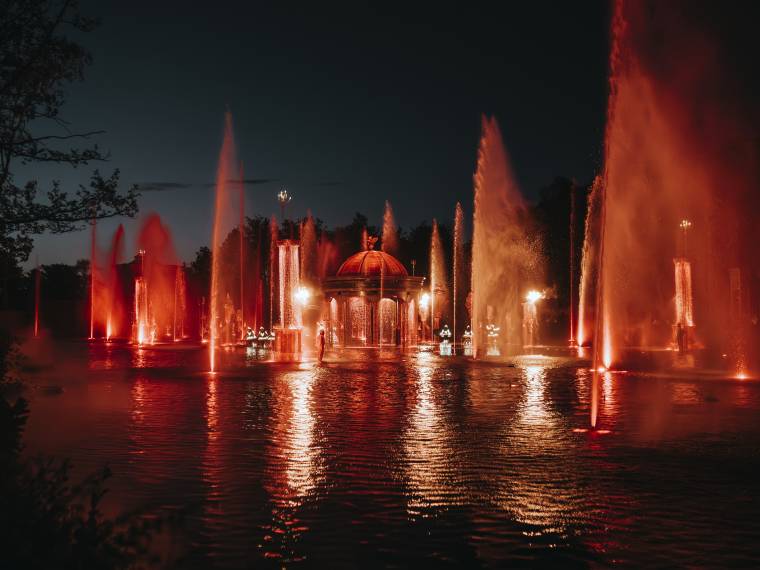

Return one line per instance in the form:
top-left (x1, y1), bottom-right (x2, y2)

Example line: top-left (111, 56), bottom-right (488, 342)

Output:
top-left (29, 1), bottom-right (610, 265)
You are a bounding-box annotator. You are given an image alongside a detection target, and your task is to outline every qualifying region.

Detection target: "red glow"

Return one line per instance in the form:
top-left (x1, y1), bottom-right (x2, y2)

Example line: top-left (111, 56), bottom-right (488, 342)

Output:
top-left (133, 215), bottom-right (182, 345)
top-left (33, 261), bottom-right (40, 338)
top-left (209, 112), bottom-right (239, 371)
top-left (89, 223), bottom-right (127, 340)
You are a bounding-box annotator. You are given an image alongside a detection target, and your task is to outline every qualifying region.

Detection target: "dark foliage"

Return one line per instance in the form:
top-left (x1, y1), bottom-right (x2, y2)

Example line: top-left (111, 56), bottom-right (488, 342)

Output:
top-left (0, 0), bottom-right (139, 269)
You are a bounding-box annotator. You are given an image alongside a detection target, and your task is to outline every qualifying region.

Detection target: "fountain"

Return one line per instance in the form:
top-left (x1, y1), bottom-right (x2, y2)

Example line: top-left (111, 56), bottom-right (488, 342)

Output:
top-left (594, 0), bottom-right (758, 376)
top-left (269, 215), bottom-right (279, 331)
top-left (133, 255), bottom-right (148, 344)
top-left (576, 177), bottom-right (602, 348)
top-left (33, 259), bottom-right (40, 338)
top-left (568, 182), bottom-right (577, 346)
top-left (451, 202), bottom-right (464, 351)
top-left (273, 240), bottom-right (303, 360)
top-left (88, 223), bottom-right (128, 340)
top-left (588, 0), bottom-right (760, 426)
top-left (300, 213), bottom-right (317, 286)
top-left (132, 215), bottom-right (185, 345)
top-left (237, 163), bottom-right (245, 340)
top-left (209, 112), bottom-right (241, 371)
top-left (429, 218), bottom-right (447, 339)
top-left (522, 290), bottom-right (543, 347)
top-left (471, 115), bottom-right (541, 357)
top-left (381, 200), bottom-right (399, 257)
top-left (89, 218), bottom-right (96, 339)
top-left (452, 202), bottom-right (465, 348)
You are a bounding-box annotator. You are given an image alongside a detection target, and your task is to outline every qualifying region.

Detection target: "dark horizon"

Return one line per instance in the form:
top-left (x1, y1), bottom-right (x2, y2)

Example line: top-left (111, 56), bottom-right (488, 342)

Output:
top-left (24, 0), bottom-right (610, 267)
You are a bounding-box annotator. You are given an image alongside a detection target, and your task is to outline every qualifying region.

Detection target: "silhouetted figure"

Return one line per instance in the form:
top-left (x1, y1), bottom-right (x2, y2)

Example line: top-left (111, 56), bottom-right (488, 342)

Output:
top-left (318, 329), bottom-right (326, 363)
top-left (676, 322), bottom-right (685, 354)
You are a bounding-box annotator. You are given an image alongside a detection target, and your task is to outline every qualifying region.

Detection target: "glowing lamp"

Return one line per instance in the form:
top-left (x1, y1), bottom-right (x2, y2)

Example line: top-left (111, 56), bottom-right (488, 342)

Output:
top-left (419, 292), bottom-right (430, 310)
top-left (525, 290), bottom-right (543, 304)
top-left (294, 286), bottom-right (310, 305)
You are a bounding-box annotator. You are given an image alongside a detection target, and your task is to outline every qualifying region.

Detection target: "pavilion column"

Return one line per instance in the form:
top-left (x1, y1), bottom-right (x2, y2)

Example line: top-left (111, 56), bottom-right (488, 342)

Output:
top-left (341, 297), bottom-right (347, 347)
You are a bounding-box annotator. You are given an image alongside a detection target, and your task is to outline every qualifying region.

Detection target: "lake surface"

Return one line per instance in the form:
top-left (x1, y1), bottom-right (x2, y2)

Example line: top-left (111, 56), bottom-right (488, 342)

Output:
top-left (21, 340), bottom-right (760, 568)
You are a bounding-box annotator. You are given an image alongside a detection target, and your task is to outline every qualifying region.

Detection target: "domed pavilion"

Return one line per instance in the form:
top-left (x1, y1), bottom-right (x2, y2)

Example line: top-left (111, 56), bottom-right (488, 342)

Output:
top-left (322, 239), bottom-right (424, 347)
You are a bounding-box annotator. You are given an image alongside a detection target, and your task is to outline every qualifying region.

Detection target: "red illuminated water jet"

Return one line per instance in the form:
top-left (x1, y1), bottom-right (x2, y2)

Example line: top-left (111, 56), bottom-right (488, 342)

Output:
top-left (430, 218), bottom-right (447, 339)
top-left (209, 112), bottom-right (240, 371)
top-left (576, 177), bottom-right (602, 349)
top-left (88, 223), bottom-right (127, 340)
top-left (452, 202), bottom-right (465, 347)
top-left (471, 116), bottom-right (542, 357)
top-left (381, 201), bottom-right (399, 258)
top-left (33, 258), bottom-right (40, 338)
top-left (593, 0), bottom-right (759, 383)
top-left (133, 215), bottom-right (184, 345)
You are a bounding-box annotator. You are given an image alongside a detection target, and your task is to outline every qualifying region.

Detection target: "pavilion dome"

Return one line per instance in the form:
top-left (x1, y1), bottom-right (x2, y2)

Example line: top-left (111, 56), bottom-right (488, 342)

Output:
top-left (336, 249), bottom-right (408, 277)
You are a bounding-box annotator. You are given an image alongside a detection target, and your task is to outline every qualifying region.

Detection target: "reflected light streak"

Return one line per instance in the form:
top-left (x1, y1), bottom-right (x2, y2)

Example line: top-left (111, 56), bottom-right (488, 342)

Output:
top-left (282, 376), bottom-right (320, 503)
top-left (498, 362), bottom-right (583, 531)
top-left (403, 357), bottom-right (458, 514)
top-left (520, 365), bottom-right (550, 426)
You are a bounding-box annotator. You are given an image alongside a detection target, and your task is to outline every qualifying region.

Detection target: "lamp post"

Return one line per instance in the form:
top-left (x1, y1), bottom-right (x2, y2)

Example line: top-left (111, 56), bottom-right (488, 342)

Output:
top-left (277, 189), bottom-right (292, 239)
top-left (277, 189), bottom-right (292, 223)
top-left (679, 219), bottom-right (692, 257)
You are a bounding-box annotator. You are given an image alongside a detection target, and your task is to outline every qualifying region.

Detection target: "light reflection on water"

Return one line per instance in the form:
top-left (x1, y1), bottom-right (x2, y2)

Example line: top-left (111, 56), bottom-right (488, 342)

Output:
top-left (20, 341), bottom-right (760, 568)
top-left (403, 352), bottom-right (461, 515)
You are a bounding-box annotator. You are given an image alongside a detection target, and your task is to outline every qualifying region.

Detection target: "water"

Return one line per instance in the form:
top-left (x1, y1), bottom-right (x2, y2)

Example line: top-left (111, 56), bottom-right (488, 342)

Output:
top-left (576, 177), bottom-right (601, 348)
top-left (471, 116), bottom-right (541, 357)
top-left (430, 218), bottom-right (447, 335)
top-left (381, 201), bottom-right (399, 258)
top-left (452, 202), bottom-right (464, 346)
top-left (598, 0), bottom-right (759, 372)
top-left (210, 112), bottom-right (240, 371)
top-left (22, 340), bottom-right (760, 568)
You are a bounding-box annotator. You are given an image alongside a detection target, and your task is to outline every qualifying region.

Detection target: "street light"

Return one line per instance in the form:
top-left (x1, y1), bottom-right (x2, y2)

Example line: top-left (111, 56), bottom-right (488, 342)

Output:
top-left (277, 189), bottom-right (292, 221)
top-left (525, 290), bottom-right (544, 304)
top-left (679, 219), bottom-right (692, 257)
top-left (294, 286), bottom-right (310, 306)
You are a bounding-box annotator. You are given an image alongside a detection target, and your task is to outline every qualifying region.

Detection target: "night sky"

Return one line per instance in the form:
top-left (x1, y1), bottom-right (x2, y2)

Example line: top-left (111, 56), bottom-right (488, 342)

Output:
top-left (28, 1), bottom-right (610, 266)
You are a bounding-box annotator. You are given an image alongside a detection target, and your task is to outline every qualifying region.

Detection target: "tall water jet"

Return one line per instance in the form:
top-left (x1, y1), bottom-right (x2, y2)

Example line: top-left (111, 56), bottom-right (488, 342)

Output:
top-left (134, 251), bottom-right (148, 345)
top-left (300, 212), bottom-right (317, 286)
top-left (33, 258), bottom-right (40, 338)
top-left (300, 212), bottom-right (318, 348)
top-left (595, 0), bottom-right (759, 374)
top-left (173, 265), bottom-right (187, 340)
top-left (269, 215), bottom-right (279, 329)
top-left (576, 177), bottom-right (602, 348)
top-left (88, 221), bottom-right (127, 340)
top-left (134, 214), bottom-right (181, 344)
top-left (105, 225), bottom-right (125, 340)
top-left (430, 218), bottom-right (447, 337)
top-left (274, 240), bottom-right (302, 359)
top-left (471, 115), bottom-right (540, 357)
top-left (316, 236), bottom-right (337, 280)
top-left (452, 202), bottom-right (465, 347)
top-left (238, 163), bottom-right (245, 340)
top-left (381, 200), bottom-right (399, 257)
top-left (89, 218), bottom-right (96, 339)
top-left (568, 182), bottom-right (576, 346)
top-left (209, 112), bottom-right (239, 371)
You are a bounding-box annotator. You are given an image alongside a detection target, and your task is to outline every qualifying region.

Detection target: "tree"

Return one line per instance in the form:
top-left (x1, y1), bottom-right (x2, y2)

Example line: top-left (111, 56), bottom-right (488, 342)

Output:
top-left (0, 0), bottom-right (139, 267)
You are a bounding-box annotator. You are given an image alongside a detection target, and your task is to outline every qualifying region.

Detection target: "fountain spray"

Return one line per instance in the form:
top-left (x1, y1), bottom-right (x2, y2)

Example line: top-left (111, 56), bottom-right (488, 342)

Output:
top-left (209, 112), bottom-right (238, 371)
top-left (453, 202), bottom-right (464, 348)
